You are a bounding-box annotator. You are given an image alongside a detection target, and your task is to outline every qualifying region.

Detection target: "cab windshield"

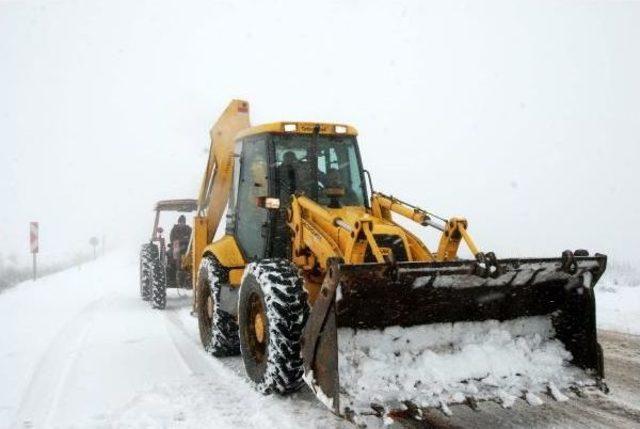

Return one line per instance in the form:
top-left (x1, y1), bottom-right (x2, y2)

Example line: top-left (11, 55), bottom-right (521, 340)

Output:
top-left (272, 134), bottom-right (367, 207)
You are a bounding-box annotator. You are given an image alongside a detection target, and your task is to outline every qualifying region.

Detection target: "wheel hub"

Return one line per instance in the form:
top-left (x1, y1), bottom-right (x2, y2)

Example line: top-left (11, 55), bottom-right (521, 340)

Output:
top-left (247, 293), bottom-right (267, 363)
top-left (254, 312), bottom-right (265, 344)
top-left (207, 295), bottom-right (214, 319)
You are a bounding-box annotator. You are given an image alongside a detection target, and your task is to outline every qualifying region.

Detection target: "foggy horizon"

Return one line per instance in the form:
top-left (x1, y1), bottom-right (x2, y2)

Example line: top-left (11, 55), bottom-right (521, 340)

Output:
top-left (2, 0), bottom-right (639, 268)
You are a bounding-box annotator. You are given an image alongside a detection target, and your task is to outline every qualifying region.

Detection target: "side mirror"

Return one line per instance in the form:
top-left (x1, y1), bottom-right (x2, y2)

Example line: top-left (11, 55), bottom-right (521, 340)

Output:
top-left (256, 196), bottom-right (281, 210)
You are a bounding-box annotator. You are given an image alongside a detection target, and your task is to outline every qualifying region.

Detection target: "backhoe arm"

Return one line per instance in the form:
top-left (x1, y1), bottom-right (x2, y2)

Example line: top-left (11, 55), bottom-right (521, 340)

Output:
top-left (197, 100), bottom-right (251, 242)
top-left (184, 100), bottom-right (251, 273)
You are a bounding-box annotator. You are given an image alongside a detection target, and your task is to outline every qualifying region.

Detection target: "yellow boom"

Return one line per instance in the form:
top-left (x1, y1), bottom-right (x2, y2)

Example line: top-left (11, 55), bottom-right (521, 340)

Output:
top-left (185, 100), bottom-right (251, 278)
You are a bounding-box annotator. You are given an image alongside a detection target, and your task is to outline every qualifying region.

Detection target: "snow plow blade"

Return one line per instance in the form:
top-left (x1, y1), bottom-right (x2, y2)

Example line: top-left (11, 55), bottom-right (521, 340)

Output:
top-left (302, 251), bottom-right (607, 418)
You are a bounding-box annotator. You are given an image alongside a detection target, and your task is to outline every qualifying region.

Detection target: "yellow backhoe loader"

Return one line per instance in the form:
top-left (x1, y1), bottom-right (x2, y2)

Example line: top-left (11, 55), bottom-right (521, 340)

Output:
top-left (183, 100), bottom-right (607, 423)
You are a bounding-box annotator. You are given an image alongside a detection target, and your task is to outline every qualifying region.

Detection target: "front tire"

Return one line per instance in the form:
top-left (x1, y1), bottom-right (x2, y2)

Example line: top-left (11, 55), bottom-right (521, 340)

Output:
top-left (139, 244), bottom-right (153, 301)
top-left (149, 245), bottom-right (167, 309)
top-left (238, 259), bottom-right (309, 394)
top-left (196, 256), bottom-right (240, 356)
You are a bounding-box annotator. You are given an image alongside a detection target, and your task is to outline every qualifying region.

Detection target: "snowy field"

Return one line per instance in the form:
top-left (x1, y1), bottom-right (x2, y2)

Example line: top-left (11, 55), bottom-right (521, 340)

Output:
top-left (0, 248), bottom-right (638, 428)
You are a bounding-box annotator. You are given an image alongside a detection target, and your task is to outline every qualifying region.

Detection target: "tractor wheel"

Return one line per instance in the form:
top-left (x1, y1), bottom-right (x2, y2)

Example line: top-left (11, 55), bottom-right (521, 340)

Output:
top-left (139, 244), bottom-right (153, 301)
top-left (177, 268), bottom-right (192, 289)
top-left (196, 256), bottom-right (240, 356)
top-left (150, 246), bottom-right (167, 309)
top-left (238, 259), bottom-right (309, 394)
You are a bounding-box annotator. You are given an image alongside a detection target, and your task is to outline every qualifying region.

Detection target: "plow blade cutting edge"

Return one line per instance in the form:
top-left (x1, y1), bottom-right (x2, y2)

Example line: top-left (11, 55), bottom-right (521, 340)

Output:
top-left (301, 252), bottom-right (607, 419)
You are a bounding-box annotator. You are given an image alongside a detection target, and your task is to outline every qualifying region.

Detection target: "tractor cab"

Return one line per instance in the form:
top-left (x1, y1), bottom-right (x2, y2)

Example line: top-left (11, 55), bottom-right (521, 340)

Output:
top-left (151, 199), bottom-right (198, 264)
top-left (226, 122), bottom-right (368, 261)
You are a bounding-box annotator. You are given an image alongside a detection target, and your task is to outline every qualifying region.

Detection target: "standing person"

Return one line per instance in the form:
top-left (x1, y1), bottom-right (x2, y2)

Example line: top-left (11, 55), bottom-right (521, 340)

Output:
top-left (169, 215), bottom-right (191, 247)
top-left (167, 215), bottom-right (192, 288)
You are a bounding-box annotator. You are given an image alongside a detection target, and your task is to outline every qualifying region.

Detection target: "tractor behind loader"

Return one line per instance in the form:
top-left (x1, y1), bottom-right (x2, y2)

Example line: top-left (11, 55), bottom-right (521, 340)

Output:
top-left (183, 100), bottom-right (607, 423)
top-left (139, 199), bottom-right (197, 309)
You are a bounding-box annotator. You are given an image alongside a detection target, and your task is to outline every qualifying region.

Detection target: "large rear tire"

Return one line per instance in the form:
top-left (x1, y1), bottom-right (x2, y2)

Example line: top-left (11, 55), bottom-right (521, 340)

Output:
top-left (139, 244), bottom-right (153, 301)
top-left (149, 245), bottom-right (167, 309)
top-left (196, 256), bottom-right (240, 356)
top-left (238, 259), bottom-right (309, 394)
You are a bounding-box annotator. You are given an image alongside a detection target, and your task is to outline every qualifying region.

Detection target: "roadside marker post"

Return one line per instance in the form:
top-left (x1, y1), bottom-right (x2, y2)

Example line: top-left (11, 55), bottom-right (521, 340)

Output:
top-left (89, 236), bottom-right (99, 260)
top-left (30, 222), bottom-right (39, 281)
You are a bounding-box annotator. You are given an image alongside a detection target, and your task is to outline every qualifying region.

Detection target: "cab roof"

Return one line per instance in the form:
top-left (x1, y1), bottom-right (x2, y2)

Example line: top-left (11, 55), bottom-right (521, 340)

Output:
top-left (234, 122), bottom-right (358, 140)
top-left (154, 199), bottom-right (198, 212)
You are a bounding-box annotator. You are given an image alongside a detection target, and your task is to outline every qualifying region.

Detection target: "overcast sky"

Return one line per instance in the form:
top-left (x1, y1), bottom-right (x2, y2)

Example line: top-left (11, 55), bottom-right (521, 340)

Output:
top-left (1, 0), bottom-right (639, 266)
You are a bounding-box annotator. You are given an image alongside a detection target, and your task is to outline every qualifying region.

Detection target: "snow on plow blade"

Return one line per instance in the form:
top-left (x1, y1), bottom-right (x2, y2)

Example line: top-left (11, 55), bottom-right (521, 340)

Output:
top-left (302, 252), bottom-right (607, 420)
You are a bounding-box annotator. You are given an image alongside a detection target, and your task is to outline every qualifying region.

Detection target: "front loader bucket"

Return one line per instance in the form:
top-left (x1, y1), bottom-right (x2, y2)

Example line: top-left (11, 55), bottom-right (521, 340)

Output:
top-left (302, 252), bottom-right (607, 420)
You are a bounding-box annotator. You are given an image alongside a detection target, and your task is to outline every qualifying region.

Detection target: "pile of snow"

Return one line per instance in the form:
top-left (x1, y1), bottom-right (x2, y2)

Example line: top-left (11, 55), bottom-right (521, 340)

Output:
top-left (338, 316), bottom-right (595, 415)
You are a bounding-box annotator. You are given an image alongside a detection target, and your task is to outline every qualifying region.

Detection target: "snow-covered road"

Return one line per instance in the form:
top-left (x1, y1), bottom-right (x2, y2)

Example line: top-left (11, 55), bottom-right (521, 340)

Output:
top-left (1, 248), bottom-right (639, 428)
top-left (0, 249), bottom-right (345, 428)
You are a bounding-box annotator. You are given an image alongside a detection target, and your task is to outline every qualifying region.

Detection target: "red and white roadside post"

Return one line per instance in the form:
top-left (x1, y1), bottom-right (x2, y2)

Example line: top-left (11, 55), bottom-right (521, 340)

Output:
top-left (30, 221), bottom-right (39, 281)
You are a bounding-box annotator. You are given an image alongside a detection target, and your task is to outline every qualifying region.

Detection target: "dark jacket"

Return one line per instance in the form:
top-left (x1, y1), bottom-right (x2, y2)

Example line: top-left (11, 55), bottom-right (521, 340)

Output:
top-left (170, 223), bottom-right (191, 244)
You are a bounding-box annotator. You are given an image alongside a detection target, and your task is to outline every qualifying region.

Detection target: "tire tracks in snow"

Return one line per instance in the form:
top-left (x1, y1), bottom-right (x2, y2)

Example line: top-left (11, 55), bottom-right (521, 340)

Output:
top-left (13, 296), bottom-right (108, 428)
top-left (160, 306), bottom-right (349, 429)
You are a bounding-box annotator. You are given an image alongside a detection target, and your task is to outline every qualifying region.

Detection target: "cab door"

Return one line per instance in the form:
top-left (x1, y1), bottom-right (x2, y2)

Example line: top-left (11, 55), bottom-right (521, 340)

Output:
top-left (234, 137), bottom-right (269, 261)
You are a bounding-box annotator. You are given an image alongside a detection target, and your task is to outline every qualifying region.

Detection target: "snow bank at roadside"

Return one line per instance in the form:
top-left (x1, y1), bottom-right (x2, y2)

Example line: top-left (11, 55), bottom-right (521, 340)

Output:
top-left (338, 316), bottom-right (594, 414)
top-left (0, 251), bottom-right (130, 427)
top-left (596, 262), bottom-right (640, 335)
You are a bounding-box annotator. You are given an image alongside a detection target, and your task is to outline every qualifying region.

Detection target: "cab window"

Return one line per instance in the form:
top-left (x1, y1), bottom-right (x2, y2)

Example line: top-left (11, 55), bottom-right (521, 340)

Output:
top-left (273, 134), bottom-right (366, 208)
